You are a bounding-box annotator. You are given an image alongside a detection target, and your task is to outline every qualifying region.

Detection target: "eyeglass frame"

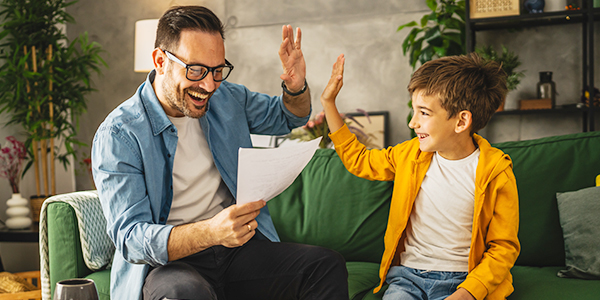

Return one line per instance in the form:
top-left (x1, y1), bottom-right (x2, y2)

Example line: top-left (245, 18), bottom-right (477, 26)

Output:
top-left (162, 49), bottom-right (234, 82)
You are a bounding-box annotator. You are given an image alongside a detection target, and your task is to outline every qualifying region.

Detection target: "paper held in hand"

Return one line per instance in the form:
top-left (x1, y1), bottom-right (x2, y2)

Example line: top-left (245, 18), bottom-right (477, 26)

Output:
top-left (236, 137), bottom-right (322, 205)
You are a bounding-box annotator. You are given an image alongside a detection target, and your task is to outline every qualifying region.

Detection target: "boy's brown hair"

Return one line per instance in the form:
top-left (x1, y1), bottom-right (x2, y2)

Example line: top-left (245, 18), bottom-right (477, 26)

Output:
top-left (407, 53), bottom-right (508, 134)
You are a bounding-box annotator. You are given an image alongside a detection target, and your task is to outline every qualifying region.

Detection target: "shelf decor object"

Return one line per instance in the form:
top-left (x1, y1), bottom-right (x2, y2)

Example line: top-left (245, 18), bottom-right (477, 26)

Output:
top-left (470, 0), bottom-right (520, 19)
top-left (52, 279), bottom-right (98, 300)
top-left (519, 98), bottom-right (553, 110)
top-left (5, 193), bottom-right (32, 229)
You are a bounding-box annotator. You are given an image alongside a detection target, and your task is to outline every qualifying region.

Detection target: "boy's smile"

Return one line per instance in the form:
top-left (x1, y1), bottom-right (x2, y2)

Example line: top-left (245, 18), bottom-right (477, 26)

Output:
top-left (409, 90), bottom-right (476, 160)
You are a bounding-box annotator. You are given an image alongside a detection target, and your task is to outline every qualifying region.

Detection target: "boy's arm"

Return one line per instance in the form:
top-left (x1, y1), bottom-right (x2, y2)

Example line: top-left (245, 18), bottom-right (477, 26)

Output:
top-left (458, 169), bottom-right (520, 300)
top-left (320, 54), bottom-right (397, 182)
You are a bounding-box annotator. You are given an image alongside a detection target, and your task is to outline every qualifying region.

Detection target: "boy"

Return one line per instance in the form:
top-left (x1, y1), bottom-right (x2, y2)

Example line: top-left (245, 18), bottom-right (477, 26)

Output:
top-left (320, 53), bottom-right (520, 300)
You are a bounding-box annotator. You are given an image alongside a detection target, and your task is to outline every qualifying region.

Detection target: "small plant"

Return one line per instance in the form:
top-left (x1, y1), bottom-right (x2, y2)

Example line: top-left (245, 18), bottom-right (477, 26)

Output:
top-left (398, 0), bottom-right (466, 70)
top-left (475, 45), bottom-right (525, 91)
top-left (0, 136), bottom-right (26, 193)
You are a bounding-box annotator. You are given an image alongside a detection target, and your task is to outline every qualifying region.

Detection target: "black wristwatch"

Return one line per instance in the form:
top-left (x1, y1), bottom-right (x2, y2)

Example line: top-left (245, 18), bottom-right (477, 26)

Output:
top-left (282, 79), bottom-right (307, 96)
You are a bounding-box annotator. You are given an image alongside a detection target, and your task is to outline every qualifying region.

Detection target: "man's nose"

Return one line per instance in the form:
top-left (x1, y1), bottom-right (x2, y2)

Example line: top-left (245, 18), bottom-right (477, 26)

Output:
top-left (198, 72), bottom-right (217, 92)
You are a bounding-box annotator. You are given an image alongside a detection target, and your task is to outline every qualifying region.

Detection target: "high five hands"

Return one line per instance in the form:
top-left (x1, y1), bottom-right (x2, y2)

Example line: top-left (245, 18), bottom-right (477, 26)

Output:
top-left (279, 25), bottom-right (306, 93)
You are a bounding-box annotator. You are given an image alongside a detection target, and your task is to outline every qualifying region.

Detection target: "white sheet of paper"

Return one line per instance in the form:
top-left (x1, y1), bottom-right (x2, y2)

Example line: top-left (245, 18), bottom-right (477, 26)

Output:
top-left (236, 137), bottom-right (322, 205)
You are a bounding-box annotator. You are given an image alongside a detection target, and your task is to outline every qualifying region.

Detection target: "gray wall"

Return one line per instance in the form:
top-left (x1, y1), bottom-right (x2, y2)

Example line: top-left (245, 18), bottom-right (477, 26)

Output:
top-left (0, 0), bottom-right (599, 272)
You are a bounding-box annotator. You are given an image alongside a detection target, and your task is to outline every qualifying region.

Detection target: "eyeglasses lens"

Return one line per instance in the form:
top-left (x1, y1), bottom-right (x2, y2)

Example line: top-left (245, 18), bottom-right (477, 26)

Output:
top-left (187, 66), bottom-right (232, 82)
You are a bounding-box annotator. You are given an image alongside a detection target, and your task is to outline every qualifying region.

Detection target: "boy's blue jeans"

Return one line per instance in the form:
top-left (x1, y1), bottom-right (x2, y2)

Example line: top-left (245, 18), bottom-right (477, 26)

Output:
top-left (383, 266), bottom-right (468, 300)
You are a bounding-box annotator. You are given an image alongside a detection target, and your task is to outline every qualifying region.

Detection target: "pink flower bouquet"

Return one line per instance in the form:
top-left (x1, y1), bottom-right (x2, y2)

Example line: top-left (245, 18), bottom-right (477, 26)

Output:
top-left (0, 136), bottom-right (27, 193)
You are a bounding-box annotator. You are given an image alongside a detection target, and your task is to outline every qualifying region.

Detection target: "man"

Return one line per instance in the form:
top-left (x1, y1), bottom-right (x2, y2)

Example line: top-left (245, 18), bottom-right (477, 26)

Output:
top-left (92, 6), bottom-right (348, 300)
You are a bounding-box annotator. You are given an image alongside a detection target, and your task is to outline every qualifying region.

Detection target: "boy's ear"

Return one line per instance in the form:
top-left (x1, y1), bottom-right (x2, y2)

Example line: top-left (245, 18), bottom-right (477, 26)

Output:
top-left (455, 110), bottom-right (473, 134)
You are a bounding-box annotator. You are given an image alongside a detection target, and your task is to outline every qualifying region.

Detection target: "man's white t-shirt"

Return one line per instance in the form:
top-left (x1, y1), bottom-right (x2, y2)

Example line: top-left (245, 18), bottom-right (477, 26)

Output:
top-left (166, 116), bottom-right (232, 226)
top-left (401, 148), bottom-right (480, 272)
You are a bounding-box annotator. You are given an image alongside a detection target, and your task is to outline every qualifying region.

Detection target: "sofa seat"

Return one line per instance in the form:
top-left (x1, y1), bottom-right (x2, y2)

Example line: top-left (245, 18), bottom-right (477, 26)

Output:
top-left (510, 266), bottom-right (600, 299)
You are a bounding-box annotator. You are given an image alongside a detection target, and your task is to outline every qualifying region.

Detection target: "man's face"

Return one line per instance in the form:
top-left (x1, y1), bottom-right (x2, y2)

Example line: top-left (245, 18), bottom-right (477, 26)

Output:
top-left (161, 30), bottom-right (225, 118)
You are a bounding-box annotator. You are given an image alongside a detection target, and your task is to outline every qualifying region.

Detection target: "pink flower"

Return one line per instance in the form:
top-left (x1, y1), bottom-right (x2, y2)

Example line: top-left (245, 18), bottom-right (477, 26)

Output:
top-left (0, 136), bottom-right (26, 193)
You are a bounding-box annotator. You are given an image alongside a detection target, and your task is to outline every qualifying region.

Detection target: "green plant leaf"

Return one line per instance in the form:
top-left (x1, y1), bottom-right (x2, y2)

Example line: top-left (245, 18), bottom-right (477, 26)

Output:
top-left (397, 21), bottom-right (418, 32)
top-left (426, 0), bottom-right (438, 11)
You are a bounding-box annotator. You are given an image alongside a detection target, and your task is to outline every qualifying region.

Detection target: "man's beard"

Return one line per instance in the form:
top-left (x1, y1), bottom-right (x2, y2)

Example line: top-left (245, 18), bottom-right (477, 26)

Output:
top-left (162, 68), bottom-right (211, 119)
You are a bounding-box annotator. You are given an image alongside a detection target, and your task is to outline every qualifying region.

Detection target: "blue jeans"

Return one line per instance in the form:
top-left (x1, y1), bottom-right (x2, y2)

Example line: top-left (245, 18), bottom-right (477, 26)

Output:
top-left (383, 266), bottom-right (468, 300)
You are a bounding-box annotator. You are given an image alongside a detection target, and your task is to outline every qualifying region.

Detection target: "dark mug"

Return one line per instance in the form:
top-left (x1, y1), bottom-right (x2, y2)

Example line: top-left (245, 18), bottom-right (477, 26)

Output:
top-left (53, 278), bottom-right (99, 300)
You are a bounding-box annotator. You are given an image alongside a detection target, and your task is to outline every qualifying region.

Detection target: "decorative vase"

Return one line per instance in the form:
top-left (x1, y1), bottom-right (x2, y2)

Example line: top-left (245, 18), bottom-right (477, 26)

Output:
top-left (525, 0), bottom-right (545, 13)
top-left (53, 278), bottom-right (99, 300)
top-left (5, 193), bottom-right (32, 229)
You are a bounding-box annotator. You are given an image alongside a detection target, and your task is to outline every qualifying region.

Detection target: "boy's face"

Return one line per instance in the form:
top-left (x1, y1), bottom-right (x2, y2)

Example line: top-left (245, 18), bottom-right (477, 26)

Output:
top-left (408, 90), bottom-right (469, 160)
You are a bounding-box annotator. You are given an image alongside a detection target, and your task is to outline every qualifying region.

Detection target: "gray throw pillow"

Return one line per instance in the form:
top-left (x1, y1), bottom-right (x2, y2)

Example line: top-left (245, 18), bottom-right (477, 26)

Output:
top-left (556, 185), bottom-right (600, 280)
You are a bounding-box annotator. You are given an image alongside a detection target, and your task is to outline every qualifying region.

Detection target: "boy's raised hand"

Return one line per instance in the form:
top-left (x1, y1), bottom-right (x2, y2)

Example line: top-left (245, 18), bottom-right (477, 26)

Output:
top-left (320, 54), bottom-right (346, 133)
top-left (320, 54), bottom-right (345, 107)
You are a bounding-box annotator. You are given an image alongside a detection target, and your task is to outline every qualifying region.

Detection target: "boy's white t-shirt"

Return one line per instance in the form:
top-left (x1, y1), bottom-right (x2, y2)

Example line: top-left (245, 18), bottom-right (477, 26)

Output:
top-left (401, 148), bottom-right (480, 272)
top-left (166, 116), bottom-right (232, 226)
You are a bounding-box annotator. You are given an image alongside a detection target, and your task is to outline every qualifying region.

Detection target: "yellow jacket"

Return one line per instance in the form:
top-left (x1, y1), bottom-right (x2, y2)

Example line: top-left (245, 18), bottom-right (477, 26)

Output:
top-left (330, 125), bottom-right (520, 300)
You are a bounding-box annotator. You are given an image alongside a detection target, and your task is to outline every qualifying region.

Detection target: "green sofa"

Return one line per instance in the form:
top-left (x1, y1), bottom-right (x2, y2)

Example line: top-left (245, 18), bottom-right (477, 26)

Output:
top-left (268, 131), bottom-right (600, 299)
top-left (43, 131), bottom-right (600, 299)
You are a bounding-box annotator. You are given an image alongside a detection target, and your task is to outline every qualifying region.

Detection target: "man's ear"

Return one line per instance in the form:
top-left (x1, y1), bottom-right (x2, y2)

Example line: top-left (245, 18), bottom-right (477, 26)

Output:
top-left (152, 48), bottom-right (166, 75)
top-left (455, 110), bottom-right (473, 134)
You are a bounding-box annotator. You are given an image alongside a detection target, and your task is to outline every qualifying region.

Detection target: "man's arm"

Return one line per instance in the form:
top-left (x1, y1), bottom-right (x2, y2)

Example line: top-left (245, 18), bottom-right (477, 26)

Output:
top-left (167, 200), bottom-right (265, 261)
top-left (279, 25), bottom-right (310, 118)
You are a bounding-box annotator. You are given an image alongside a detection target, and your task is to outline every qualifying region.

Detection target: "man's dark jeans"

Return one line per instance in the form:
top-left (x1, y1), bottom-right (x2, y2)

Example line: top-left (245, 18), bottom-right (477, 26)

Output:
top-left (143, 236), bottom-right (349, 300)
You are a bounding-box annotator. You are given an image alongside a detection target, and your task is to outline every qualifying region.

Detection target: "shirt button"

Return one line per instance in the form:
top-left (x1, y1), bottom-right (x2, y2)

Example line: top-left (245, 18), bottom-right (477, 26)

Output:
top-left (167, 154), bottom-right (171, 158)
top-left (170, 128), bottom-right (175, 132)
top-left (159, 217), bottom-right (165, 222)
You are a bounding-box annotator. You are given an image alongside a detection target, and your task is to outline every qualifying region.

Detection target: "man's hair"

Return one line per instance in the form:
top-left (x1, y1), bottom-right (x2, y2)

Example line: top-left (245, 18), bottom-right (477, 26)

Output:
top-left (407, 53), bottom-right (508, 134)
top-left (155, 6), bottom-right (225, 52)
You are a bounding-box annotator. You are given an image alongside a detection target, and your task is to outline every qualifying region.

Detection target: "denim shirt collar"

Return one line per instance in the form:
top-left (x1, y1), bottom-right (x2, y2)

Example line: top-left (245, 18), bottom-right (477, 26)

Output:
top-left (141, 70), bottom-right (176, 137)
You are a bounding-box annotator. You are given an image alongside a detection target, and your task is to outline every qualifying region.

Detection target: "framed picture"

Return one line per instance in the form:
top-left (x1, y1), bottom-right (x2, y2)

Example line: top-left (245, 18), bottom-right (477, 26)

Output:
top-left (345, 111), bottom-right (390, 149)
top-left (469, 0), bottom-right (520, 19)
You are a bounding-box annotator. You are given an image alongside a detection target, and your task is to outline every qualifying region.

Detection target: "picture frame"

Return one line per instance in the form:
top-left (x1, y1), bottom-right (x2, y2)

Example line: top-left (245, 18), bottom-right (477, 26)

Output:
top-left (345, 111), bottom-right (390, 149)
top-left (469, 0), bottom-right (520, 19)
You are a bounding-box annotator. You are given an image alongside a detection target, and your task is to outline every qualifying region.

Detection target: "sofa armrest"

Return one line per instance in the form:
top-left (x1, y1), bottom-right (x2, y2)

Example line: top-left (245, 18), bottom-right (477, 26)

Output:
top-left (47, 202), bottom-right (93, 296)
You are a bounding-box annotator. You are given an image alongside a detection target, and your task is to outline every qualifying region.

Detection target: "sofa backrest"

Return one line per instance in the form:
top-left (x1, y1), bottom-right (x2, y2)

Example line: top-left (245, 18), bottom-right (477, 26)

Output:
top-left (268, 149), bottom-right (393, 263)
top-left (493, 130), bottom-right (600, 267)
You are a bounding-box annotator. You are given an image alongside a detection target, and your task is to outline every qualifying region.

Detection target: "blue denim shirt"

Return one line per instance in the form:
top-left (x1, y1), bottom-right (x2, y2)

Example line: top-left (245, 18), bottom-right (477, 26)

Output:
top-left (91, 71), bottom-right (310, 300)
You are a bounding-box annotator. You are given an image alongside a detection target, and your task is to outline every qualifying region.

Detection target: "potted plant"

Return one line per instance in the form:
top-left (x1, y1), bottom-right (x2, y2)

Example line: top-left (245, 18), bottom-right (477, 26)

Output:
top-left (0, 0), bottom-right (105, 219)
top-left (398, 0), bottom-right (466, 70)
top-left (475, 45), bottom-right (525, 110)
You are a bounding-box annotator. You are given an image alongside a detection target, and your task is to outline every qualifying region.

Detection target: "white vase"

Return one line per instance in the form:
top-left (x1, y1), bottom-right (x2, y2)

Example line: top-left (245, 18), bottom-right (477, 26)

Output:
top-left (5, 193), bottom-right (32, 229)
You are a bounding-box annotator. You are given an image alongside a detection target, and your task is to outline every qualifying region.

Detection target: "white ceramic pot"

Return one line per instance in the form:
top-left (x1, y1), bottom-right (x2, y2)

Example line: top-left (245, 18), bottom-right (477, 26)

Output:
top-left (5, 193), bottom-right (32, 229)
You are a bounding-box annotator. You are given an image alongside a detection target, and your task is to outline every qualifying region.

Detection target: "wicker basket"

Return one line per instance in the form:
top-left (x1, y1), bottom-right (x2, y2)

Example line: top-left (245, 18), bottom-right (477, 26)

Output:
top-left (0, 271), bottom-right (41, 300)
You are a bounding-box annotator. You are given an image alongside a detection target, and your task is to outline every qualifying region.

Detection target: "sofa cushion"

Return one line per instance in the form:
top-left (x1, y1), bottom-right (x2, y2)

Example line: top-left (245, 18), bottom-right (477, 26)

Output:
top-left (556, 186), bottom-right (600, 279)
top-left (85, 269), bottom-right (111, 300)
top-left (346, 262), bottom-right (380, 300)
top-left (268, 149), bottom-right (393, 263)
top-left (493, 131), bottom-right (600, 267)
top-left (510, 266), bottom-right (600, 299)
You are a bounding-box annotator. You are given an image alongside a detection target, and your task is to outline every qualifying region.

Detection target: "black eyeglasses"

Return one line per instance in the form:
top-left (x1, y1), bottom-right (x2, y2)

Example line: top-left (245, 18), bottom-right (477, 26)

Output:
top-left (163, 50), bottom-right (234, 82)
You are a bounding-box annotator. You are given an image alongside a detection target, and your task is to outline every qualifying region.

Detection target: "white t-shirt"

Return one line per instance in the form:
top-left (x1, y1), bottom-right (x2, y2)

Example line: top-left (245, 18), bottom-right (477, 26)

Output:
top-left (166, 116), bottom-right (232, 226)
top-left (401, 148), bottom-right (480, 272)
